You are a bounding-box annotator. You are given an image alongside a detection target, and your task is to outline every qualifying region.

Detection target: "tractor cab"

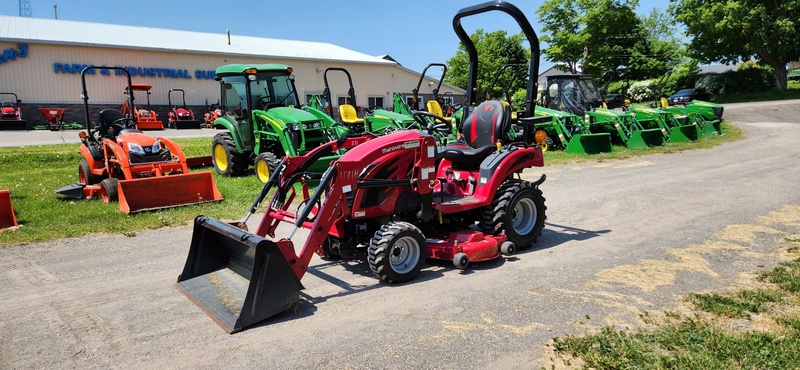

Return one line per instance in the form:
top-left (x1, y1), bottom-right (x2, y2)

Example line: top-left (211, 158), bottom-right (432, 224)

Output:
top-left (541, 74), bottom-right (604, 116)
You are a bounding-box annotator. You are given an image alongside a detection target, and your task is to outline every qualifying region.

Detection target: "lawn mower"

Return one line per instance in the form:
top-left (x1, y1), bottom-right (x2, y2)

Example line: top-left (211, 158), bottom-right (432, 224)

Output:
top-left (121, 84), bottom-right (164, 130)
top-left (0, 93), bottom-right (26, 130)
top-left (167, 88), bottom-right (202, 129)
top-left (176, 0), bottom-right (548, 334)
top-left (55, 66), bottom-right (223, 213)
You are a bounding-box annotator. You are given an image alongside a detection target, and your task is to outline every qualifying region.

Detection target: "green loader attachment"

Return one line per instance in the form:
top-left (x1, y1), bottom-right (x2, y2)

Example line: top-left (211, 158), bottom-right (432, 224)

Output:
top-left (532, 105), bottom-right (612, 154)
top-left (587, 108), bottom-right (665, 148)
top-left (629, 105), bottom-right (700, 143)
top-left (176, 216), bottom-right (303, 334)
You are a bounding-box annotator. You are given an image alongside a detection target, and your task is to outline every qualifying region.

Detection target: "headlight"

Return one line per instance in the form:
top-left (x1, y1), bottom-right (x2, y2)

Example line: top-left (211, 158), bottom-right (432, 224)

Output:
top-left (292, 124), bottom-right (300, 130)
top-left (152, 140), bottom-right (162, 153)
top-left (128, 143), bottom-right (145, 155)
top-left (313, 122), bottom-right (320, 128)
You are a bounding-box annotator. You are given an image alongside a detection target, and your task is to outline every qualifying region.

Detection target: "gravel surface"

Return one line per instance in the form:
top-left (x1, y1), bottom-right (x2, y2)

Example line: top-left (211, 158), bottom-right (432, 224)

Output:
top-left (1, 100), bottom-right (799, 369)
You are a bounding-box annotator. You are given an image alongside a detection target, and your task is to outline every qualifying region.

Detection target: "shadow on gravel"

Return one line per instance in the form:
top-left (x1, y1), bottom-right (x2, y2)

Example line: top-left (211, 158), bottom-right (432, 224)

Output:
top-left (532, 222), bottom-right (611, 251)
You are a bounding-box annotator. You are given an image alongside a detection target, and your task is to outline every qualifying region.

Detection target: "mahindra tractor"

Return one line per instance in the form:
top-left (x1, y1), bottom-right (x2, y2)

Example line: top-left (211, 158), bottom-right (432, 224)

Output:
top-left (176, 0), bottom-right (550, 334)
top-left (209, 64), bottom-right (344, 183)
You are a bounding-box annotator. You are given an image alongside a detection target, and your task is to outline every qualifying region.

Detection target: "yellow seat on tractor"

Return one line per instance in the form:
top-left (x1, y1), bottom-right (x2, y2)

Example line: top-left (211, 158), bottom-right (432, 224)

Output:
top-left (339, 104), bottom-right (364, 124)
top-left (426, 100), bottom-right (453, 123)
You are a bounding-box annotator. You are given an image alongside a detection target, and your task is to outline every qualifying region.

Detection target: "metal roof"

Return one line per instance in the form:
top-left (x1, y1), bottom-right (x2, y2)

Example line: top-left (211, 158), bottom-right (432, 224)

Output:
top-left (0, 15), bottom-right (395, 65)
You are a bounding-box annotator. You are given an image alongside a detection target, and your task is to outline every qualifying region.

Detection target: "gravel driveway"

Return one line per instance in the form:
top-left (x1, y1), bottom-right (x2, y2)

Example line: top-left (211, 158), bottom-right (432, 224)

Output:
top-left (1, 100), bottom-right (799, 369)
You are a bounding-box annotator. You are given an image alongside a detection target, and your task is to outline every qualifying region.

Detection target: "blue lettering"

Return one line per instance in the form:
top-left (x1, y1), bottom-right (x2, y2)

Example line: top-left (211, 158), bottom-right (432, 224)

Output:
top-left (147, 68), bottom-right (155, 77)
top-left (165, 69), bottom-right (173, 78)
top-left (0, 44), bottom-right (27, 65)
top-left (54, 63), bottom-right (63, 73)
top-left (156, 68), bottom-right (163, 77)
top-left (195, 70), bottom-right (216, 79)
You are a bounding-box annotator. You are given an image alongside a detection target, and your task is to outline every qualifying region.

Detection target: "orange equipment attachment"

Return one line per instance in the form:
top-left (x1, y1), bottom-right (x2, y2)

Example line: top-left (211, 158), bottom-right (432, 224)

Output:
top-left (117, 172), bottom-right (223, 213)
top-left (0, 189), bottom-right (19, 230)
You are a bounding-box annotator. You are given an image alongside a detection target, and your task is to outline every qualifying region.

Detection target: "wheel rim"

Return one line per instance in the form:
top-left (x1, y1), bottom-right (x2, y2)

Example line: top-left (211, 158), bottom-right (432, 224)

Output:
top-left (213, 143), bottom-right (228, 171)
top-left (256, 159), bottom-right (270, 182)
top-left (511, 197), bottom-right (537, 236)
top-left (390, 236), bottom-right (420, 275)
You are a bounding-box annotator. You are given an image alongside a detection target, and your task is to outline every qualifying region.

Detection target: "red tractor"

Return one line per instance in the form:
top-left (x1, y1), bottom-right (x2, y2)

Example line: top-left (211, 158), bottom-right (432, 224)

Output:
top-left (176, 0), bottom-right (550, 333)
top-left (0, 93), bottom-right (26, 130)
top-left (167, 88), bottom-right (201, 129)
top-left (56, 66), bottom-right (223, 213)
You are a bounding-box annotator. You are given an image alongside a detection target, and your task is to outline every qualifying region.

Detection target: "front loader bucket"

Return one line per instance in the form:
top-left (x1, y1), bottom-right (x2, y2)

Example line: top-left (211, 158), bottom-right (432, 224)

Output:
top-left (135, 120), bottom-right (164, 130)
top-left (565, 133), bottom-right (613, 154)
top-left (626, 129), bottom-right (665, 148)
top-left (176, 216), bottom-right (303, 333)
top-left (703, 119), bottom-right (722, 136)
top-left (117, 172), bottom-right (222, 213)
top-left (0, 189), bottom-right (18, 230)
top-left (669, 124), bottom-right (700, 143)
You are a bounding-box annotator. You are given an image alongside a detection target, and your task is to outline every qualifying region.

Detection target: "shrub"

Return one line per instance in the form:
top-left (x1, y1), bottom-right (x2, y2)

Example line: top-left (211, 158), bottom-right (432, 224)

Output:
top-left (628, 80), bottom-right (655, 102)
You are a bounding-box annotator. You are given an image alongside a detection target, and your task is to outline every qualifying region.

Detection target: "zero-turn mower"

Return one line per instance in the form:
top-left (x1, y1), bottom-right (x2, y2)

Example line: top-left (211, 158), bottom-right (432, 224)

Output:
top-left (176, 0), bottom-right (549, 334)
top-left (167, 88), bottom-right (202, 129)
top-left (55, 66), bottom-right (223, 213)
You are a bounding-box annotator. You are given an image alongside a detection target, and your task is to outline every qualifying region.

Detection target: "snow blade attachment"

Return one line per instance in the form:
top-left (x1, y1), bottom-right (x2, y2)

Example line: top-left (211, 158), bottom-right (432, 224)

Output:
top-left (117, 172), bottom-right (222, 213)
top-left (176, 216), bottom-right (303, 334)
top-left (0, 189), bottom-right (18, 230)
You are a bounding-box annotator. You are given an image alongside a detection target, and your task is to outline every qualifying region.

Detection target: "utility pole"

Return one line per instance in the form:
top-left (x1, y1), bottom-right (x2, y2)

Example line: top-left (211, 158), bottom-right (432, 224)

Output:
top-left (19, 0), bottom-right (32, 17)
top-left (54, 4), bottom-right (58, 19)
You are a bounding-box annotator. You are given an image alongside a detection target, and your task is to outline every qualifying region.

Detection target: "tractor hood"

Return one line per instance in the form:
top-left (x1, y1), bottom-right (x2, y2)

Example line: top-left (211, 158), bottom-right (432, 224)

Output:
top-left (117, 131), bottom-right (159, 148)
top-left (265, 106), bottom-right (322, 124)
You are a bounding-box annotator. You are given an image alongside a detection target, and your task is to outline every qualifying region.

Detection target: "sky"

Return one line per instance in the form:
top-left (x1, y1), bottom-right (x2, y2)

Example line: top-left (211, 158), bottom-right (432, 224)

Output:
top-left (3, 0), bottom-right (673, 75)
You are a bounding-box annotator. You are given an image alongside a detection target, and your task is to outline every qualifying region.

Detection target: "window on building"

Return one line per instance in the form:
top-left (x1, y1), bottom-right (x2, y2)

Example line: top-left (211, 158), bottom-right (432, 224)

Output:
top-left (367, 96), bottom-right (384, 109)
top-left (406, 95), bottom-right (423, 110)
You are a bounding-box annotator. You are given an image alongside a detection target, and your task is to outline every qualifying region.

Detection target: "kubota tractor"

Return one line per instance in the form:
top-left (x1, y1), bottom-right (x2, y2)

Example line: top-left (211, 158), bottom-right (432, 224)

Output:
top-left (121, 84), bottom-right (164, 130)
top-left (167, 88), bottom-right (201, 129)
top-left (55, 66), bottom-right (223, 213)
top-left (176, 0), bottom-right (549, 333)
top-left (0, 93), bottom-right (26, 130)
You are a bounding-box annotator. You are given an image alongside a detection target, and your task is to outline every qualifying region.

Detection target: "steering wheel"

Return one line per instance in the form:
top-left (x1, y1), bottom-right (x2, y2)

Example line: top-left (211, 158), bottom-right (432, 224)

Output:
top-left (257, 96), bottom-right (282, 110)
top-left (411, 111), bottom-right (452, 135)
top-left (362, 105), bottom-right (376, 116)
top-left (112, 116), bottom-right (136, 132)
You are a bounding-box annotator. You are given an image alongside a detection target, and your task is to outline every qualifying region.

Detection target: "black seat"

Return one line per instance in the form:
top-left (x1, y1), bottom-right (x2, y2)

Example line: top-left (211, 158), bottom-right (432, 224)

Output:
top-left (97, 109), bottom-right (123, 138)
top-left (439, 100), bottom-right (510, 168)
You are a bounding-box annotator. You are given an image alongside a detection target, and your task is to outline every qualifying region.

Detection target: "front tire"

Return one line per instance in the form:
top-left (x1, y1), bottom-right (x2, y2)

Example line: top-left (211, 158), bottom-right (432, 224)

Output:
top-left (211, 132), bottom-right (248, 177)
top-left (480, 179), bottom-right (546, 250)
top-left (368, 221), bottom-right (426, 283)
top-left (100, 178), bottom-right (119, 203)
top-left (254, 152), bottom-right (280, 183)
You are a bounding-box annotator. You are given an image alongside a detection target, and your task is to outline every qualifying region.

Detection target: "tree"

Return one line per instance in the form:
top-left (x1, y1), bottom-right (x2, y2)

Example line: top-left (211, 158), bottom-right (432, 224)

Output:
top-left (670, 0), bottom-right (800, 90)
top-left (444, 29), bottom-right (530, 101)
top-left (537, 0), bottom-right (685, 80)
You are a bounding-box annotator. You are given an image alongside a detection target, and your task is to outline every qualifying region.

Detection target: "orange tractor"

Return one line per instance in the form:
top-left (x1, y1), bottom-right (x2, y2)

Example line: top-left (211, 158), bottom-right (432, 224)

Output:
top-left (121, 84), bottom-right (164, 130)
top-left (55, 66), bottom-right (223, 213)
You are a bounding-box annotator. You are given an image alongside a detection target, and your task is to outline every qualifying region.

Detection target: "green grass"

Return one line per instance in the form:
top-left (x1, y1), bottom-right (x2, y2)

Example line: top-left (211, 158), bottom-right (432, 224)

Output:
top-left (0, 123), bottom-right (744, 246)
top-left (0, 137), bottom-right (264, 246)
top-left (549, 256), bottom-right (800, 369)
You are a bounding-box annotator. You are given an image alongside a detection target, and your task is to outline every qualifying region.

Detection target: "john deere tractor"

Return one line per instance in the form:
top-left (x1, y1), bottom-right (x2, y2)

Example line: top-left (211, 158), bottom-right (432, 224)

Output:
top-left (210, 64), bottom-right (344, 182)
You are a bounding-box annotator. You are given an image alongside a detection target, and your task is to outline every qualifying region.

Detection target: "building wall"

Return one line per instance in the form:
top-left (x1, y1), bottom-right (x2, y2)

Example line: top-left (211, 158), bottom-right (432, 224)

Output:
top-left (0, 41), bottom-right (464, 127)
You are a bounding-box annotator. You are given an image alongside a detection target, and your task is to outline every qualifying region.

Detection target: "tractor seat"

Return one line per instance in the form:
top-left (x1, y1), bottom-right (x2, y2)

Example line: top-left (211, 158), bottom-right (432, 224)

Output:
top-left (426, 101), bottom-right (452, 123)
top-left (339, 104), bottom-right (364, 124)
top-left (439, 100), bottom-right (509, 168)
top-left (97, 109), bottom-right (138, 139)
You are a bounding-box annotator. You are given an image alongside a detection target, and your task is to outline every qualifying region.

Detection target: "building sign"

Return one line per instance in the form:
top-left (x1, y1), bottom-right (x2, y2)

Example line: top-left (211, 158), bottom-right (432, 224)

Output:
top-left (1, 44), bottom-right (28, 65)
top-left (52, 62), bottom-right (216, 80)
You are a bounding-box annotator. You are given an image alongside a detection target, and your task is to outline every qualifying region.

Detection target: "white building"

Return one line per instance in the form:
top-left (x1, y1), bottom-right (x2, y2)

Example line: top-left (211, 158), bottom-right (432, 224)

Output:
top-left (0, 15), bottom-right (463, 128)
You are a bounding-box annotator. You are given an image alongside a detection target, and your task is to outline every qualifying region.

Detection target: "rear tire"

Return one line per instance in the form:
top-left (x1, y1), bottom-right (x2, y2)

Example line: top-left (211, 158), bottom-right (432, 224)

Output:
top-left (211, 132), bottom-right (248, 177)
top-left (100, 178), bottom-right (119, 203)
top-left (480, 179), bottom-right (546, 250)
top-left (254, 152), bottom-right (280, 183)
top-left (79, 158), bottom-right (103, 185)
top-left (368, 221), bottom-right (426, 283)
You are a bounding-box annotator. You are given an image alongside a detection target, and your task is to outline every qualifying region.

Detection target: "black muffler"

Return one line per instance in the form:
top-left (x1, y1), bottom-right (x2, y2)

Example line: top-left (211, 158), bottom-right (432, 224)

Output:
top-left (176, 216), bottom-right (303, 333)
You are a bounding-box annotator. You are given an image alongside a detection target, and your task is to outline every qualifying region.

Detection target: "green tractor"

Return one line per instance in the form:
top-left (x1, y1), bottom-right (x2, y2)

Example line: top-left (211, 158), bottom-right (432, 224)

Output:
top-left (320, 67), bottom-right (416, 135)
top-left (210, 64), bottom-right (344, 182)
